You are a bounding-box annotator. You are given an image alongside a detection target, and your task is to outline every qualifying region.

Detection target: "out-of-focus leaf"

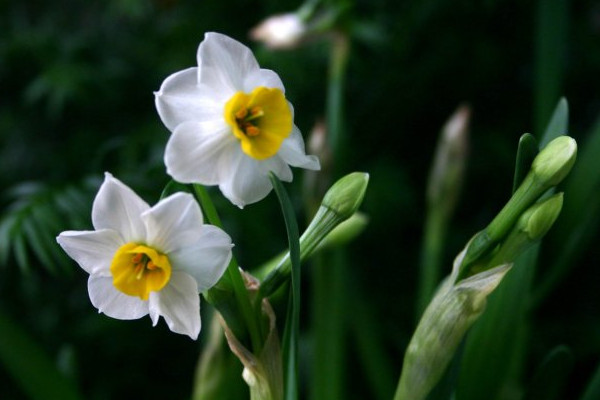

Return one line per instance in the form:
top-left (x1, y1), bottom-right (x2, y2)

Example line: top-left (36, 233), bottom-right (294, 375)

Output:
top-left (0, 309), bottom-right (82, 400)
top-left (539, 98), bottom-right (569, 147)
top-left (580, 360), bottom-right (600, 400)
top-left (533, 111), bottom-right (600, 305)
top-left (522, 346), bottom-right (573, 400)
top-left (0, 179), bottom-right (95, 274)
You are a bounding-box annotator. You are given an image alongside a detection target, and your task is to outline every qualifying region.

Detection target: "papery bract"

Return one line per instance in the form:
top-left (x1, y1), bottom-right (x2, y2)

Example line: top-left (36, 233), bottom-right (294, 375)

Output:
top-left (155, 32), bottom-right (320, 208)
top-left (57, 173), bottom-right (233, 339)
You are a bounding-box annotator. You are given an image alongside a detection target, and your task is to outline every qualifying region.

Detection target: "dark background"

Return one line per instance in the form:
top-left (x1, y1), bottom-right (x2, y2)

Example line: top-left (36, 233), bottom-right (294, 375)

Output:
top-left (1, 0), bottom-right (599, 399)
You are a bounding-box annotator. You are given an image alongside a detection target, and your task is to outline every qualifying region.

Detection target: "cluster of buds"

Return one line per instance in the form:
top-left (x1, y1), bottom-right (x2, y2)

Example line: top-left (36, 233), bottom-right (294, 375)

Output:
top-left (395, 135), bottom-right (577, 400)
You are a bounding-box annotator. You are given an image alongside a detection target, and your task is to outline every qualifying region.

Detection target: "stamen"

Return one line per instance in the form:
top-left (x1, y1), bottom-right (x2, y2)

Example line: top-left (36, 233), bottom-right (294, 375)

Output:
top-left (247, 106), bottom-right (264, 120)
top-left (235, 108), bottom-right (248, 120)
top-left (245, 125), bottom-right (260, 137)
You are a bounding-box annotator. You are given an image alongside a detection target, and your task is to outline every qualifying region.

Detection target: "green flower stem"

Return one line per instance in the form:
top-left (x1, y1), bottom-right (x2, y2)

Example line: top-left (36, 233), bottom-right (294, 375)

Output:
top-left (312, 30), bottom-right (351, 400)
top-left (193, 184), bottom-right (263, 354)
top-left (259, 172), bottom-right (368, 299)
top-left (259, 205), bottom-right (339, 298)
top-left (269, 173), bottom-right (301, 400)
top-left (416, 205), bottom-right (445, 318)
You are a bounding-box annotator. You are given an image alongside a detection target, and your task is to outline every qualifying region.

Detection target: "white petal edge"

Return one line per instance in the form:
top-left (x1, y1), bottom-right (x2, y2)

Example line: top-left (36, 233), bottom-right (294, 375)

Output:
top-left (88, 274), bottom-right (149, 320)
top-left (198, 32), bottom-right (260, 95)
top-left (57, 229), bottom-right (123, 276)
top-left (155, 67), bottom-right (223, 131)
top-left (141, 192), bottom-right (205, 254)
top-left (148, 271), bottom-right (201, 339)
top-left (164, 120), bottom-right (235, 185)
top-left (92, 173), bottom-right (149, 243)
top-left (278, 126), bottom-right (320, 170)
top-left (168, 224), bottom-right (233, 291)
top-left (259, 154), bottom-right (293, 182)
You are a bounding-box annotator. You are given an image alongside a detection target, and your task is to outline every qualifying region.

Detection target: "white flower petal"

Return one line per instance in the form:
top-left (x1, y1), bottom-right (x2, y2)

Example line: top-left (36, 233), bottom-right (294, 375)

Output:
top-left (278, 126), bottom-right (321, 170)
top-left (259, 155), bottom-right (293, 182)
top-left (155, 67), bottom-right (223, 131)
top-left (148, 271), bottom-right (201, 339)
top-left (198, 32), bottom-right (260, 95)
top-left (164, 120), bottom-right (235, 185)
top-left (243, 68), bottom-right (285, 93)
top-left (169, 225), bottom-right (232, 291)
top-left (88, 275), bottom-right (149, 320)
top-left (57, 229), bottom-right (123, 275)
top-left (141, 192), bottom-right (204, 253)
top-left (92, 173), bottom-right (148, 242)
top-left (219, 149), bottom-right (273, 208)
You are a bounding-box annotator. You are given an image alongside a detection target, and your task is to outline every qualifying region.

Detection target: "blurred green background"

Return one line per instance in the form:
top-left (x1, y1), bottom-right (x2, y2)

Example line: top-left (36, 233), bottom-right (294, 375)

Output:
top-left (1, 0), bottom-right (599, 399)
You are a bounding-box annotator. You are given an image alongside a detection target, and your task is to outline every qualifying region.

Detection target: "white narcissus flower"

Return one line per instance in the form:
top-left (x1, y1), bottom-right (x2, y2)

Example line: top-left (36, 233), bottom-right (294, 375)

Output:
top-left (56, 173), bottom-right (233, 340)
top-left (155, 32), bottom-right (320, 208)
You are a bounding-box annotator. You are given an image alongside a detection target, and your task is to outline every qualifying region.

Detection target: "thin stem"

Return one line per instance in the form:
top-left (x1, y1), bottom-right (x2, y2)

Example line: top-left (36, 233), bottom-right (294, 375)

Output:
top-left (269, 173), bottom-right (301, 400)
top-left (415, 205), bottom-right (445, 318)
top-left (192, 184), bottom-right (263, 353)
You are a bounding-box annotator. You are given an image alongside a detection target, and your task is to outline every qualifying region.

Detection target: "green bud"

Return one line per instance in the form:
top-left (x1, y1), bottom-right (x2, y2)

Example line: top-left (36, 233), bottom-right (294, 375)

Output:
top-left (259, 173), bottom-right (369, 298)
top-left (459, 136), bottom-right (576, 277)
top-left (322, 172), bottom-right (369, 220)
top-left (532, 136), bottom-right (577, 187)
top-left (483, 193), bottom-right (564, 269)
top-left (395, 248), bottom-right (512, 400)
top-left (522, 192), bottom-right (564, 240)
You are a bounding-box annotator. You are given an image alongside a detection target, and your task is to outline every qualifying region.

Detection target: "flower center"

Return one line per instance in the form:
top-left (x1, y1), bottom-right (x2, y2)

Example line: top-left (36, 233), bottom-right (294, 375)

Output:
top-left (224, 86), bottom-right (292, 160)
top-left (110, 243), bottom-right (172, 300)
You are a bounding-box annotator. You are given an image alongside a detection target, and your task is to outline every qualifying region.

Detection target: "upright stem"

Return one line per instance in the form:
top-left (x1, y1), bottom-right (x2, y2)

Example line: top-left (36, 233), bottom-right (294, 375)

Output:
top-left (415, 206), bottom-right (445, 318)
top-left (311, 31), bottom-right (350, 400)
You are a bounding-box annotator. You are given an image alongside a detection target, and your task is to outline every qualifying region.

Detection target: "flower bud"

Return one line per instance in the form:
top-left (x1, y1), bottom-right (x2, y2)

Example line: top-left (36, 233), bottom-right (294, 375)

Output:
top-left (522, 192), bottom-right (563, 240)
top-left (322, 172), bottom-right (369, 220)
top-left (250, 13), bottom-right (307, 50)
top-left (427, 104), bottom-right (470, 213)
top-left (532, 136), bottom-right (577, 187)
top-left (395, 248), bottom-right (512, 400)
top-left (259, 173), bottom-right (369, 298)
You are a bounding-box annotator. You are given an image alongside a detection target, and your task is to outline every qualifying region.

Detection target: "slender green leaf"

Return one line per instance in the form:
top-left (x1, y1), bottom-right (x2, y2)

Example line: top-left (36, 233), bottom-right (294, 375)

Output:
top-left (533, 111), bottom-right (600, 306)
top-left (522, 346), bottom-right (573, 400)
top-left (539, 98), bottom-right (569, 148)
top-left (0, 309), bottom-right (82, 400)
top-left (513, 133), bottom-right (539, 193)
top-left (159, 179), bottom-right (191, 200)
top-left (270, 173), bottom-right (301, 400)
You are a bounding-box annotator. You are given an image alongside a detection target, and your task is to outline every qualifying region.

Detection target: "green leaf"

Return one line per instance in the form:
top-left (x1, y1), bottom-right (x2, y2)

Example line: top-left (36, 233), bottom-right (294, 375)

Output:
top-left (579, 360), bottom-right (600, 400)
top-left (522, 346), bottom-right (573, 400)
top-left (533, 111), bottom-right (600, 306)
top-left (159, 179), bottom-right (191, 200)
top-left (539, 97), bottom-right (569, 148)
top-left (513, 133), bottom-right (539, 193)
top-left (270, 173), bottom-right (301, 400)
top-left (0, 309), bottom-right (82, 400)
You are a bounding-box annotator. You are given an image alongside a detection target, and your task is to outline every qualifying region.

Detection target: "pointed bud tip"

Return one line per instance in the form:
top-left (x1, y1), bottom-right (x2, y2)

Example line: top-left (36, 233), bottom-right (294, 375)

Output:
top-left (322, 172), bottom-right (369, 220)
top-left (532, 136), bottom-right (577, 187)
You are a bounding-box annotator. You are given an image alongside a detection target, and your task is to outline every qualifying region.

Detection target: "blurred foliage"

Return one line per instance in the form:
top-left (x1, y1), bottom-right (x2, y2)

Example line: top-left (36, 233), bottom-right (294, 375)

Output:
top-left (1, 0), bottom-right (600, 399)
